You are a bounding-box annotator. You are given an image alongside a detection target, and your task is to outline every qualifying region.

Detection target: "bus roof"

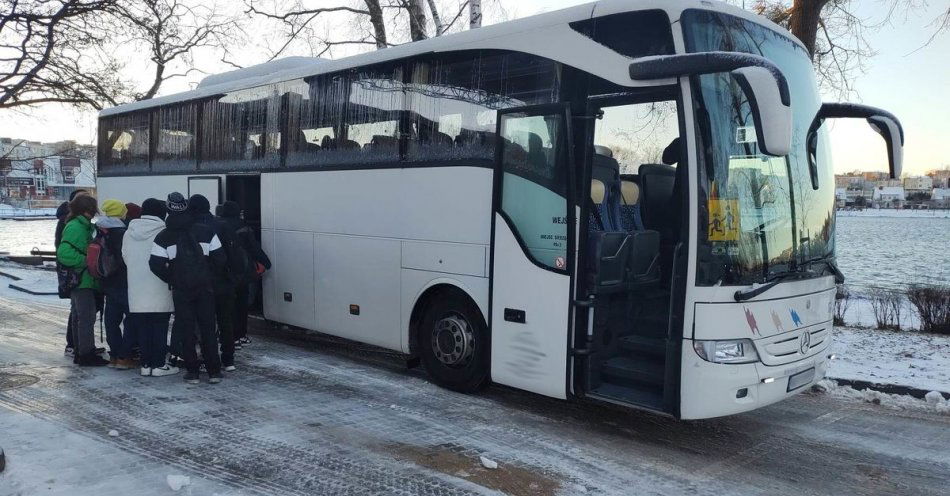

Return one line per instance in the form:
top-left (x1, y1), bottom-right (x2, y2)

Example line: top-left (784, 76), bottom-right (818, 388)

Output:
top-left (99, 0), bottom-right (799, 118)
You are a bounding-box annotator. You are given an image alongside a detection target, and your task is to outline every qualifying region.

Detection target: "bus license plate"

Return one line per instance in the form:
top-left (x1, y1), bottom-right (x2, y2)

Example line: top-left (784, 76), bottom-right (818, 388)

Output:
top-left (787, 367), bottom-right (816, 392)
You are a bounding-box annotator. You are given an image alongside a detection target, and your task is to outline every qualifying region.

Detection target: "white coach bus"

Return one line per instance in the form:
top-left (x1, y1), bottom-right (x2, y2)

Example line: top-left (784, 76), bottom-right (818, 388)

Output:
top-left (97, 0), bottom-right (903, 419)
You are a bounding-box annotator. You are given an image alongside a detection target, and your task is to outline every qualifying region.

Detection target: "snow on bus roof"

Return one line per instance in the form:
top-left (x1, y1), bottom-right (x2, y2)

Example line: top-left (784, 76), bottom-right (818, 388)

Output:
top-left (99, 0), bottom-right (798, 118)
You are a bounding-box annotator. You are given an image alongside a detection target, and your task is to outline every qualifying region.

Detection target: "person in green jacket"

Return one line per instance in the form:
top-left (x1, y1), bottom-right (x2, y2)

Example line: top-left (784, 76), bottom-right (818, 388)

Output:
top-left (57, 195), bottom-right (109, 366)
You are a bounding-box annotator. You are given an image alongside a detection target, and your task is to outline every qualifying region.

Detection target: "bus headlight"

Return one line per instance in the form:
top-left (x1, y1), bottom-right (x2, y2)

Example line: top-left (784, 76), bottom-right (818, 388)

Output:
top-left (693, 339), bottom-right (759, 364)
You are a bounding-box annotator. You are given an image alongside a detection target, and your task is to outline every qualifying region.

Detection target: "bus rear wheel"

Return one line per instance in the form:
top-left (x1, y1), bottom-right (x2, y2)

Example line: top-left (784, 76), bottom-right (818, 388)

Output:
top-left (417, 293), bottom-right (489, 393)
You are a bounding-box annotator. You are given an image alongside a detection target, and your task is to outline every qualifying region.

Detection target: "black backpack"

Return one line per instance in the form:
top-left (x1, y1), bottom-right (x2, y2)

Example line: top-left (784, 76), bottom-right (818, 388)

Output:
top-left (225, 229), bottom-right (253, 286)
top-left (170, 229), bottom-right (211, 291)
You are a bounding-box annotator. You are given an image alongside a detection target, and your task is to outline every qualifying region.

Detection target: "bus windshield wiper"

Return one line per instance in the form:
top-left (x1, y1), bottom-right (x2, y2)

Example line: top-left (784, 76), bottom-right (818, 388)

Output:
top-left (733, 270), bottom-right (802, 302)
top-left (800, 255), bottom-right (845, 284)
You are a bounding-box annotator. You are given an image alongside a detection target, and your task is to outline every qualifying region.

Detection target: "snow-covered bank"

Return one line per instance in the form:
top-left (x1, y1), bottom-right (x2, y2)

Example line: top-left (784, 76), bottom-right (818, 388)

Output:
top-left (828, 326), bottom-right (950, 394)
top-left (0, 204), bottom-right (57, 218)
top-left (814, 380), bottom-right (950, 416)
top-left (837, 208), bottom-right (950, 219)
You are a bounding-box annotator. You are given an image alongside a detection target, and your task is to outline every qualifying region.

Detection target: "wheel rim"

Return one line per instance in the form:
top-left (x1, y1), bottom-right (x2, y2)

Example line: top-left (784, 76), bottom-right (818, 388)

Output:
top-left (431, 313), bottom-right (475, 367)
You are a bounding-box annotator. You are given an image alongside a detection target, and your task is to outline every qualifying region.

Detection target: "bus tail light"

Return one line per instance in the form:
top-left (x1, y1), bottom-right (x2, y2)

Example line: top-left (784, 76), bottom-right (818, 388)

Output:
top-left (693, 339), bottom-right (760, 364)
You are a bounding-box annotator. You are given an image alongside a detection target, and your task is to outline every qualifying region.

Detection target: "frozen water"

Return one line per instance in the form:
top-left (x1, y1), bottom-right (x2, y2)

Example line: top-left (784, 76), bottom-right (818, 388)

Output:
top-left (479, 456), bottom-right (498, 469)
top-left (108, 429), bottom-right (119, 437)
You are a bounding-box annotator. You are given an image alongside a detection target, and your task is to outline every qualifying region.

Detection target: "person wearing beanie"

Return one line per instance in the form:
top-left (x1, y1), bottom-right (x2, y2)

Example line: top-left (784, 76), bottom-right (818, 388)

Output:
top-left (55, 188), bottom-right (89, 357)
top-left (100, 199), bottom-right (128, 220)
top-left (150, 192), bottom-right (227, 384)
top-left (189, 194), bottom-right (239, 371)
top-left (125, 203), bottom-right (142, 222)
top-left (217, 201), bottom-right (271, 352)
top-left (96, 199), bottom-right (136, 369)
top-left (123, 198), bottom-right (178, 377)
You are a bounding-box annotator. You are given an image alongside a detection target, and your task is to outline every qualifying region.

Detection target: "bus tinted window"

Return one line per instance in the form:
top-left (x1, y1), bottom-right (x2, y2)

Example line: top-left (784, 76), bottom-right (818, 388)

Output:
top-left (201, 86), bottom-right (282, 171)
top-left (154, 102), bottom-right (197, 172)
top-left (570, 10), bottom-right (674, 59)
top-left (288, 64), bottom-right (403, 167)
top-left (99, 112), bottom-right (150, 174)
top-left (407, 51), bottom-right (561, 162)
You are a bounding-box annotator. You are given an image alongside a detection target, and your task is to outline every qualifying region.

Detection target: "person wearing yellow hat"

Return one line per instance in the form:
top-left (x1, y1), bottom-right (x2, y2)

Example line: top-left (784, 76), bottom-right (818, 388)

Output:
top-left (100, 199), bottom-right (128, 220)
top-left (96, 199), bottom-right (137, 370)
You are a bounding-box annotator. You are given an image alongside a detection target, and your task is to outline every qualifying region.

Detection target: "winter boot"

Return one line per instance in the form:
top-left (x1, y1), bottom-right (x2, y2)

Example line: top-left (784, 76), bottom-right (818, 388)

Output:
top-left (76, 353), bottom-right (109, 367)
top-left (183, 371), bottom-right (200, 384)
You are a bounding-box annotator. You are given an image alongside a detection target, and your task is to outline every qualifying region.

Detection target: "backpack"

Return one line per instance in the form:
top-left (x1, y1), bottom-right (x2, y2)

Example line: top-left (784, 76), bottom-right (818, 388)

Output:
top-left (225, 232), bottom-right (253, 286)
top-left (170, 229), bottom-right (211, 291)
top-left (86, 228), bottom-right (123, 280)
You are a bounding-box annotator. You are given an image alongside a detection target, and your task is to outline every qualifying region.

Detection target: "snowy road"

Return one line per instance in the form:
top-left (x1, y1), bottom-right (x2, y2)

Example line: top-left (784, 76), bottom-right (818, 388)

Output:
top-left (1, 294), bottom-right (949, 496)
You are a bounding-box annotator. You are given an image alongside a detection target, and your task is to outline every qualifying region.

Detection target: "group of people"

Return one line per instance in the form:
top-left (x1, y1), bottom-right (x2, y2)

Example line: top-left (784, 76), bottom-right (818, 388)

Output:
top-left (55, 190), bottom-right (270, 384)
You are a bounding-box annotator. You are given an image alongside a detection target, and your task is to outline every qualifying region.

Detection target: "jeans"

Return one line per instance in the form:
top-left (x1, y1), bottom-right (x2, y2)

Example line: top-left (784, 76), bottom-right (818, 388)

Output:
top-left (104, 287), bottom-right (134, 360)
top-left (135, 313), bottom-right (171, 369)
top-left (215, 289), bottom-right (236, 367)
top-left (69, 288), bottom-right (97, 356)
top-left (174, 288), bottom-right (220, 375)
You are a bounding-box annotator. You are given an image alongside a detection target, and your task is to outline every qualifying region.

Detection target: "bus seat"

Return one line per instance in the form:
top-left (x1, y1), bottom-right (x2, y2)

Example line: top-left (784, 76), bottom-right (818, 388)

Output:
top-left (321, 136), bottom-right (337, 150)
top-left (340, 139), bottom-right (360, 150)
top-left (527, 133), bottom-right (546, 171)
top-left (589, 178), bottom-right (607, 231)
top-left (594, 145), bottom-right (614, 158)
top-left (592, 151), bottom-right (622, 231)
top-left (619, 180), bottom-right (644, 231)
top-left (638, 163), bottom-right (676, 236)
top-left (370, 135), bottom-right (398, 151)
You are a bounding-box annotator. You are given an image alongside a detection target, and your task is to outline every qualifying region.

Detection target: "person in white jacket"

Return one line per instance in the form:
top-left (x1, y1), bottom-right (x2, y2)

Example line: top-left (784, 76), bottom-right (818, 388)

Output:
top-left (122, 198), bottom-right (178, 377)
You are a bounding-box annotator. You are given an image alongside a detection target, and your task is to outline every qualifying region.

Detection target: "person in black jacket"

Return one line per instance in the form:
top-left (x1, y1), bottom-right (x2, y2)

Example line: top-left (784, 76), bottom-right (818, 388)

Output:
top-left (149, 192), bottom-right (227, 384)
top-left (217, 201), bottom-right (271, 349)
top-left (55, 189), bottom-right (87, 357)
top-left (188, 194), bottom-right (239, 371)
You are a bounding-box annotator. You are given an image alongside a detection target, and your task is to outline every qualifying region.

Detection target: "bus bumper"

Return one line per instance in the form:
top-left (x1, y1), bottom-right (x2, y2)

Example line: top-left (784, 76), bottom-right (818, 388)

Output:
top-left (679, 340), bottom-right (831, 420)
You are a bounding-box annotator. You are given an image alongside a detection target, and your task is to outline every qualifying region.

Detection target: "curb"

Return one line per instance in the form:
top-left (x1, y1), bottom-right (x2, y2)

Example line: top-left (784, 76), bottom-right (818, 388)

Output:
top-left (0, 270), bottom-right (22, 281)
top-left (828, 377), bottom-right (950, 401)
top-left (7, 283), bottom-right (57, 296)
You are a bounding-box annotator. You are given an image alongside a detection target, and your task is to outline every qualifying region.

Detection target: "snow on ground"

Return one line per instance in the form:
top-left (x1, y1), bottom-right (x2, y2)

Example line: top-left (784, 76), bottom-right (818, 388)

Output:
top-left (837, 208), bottom-right (950, 219)
top-left (0, 261), bottom-right (64, 308)
top-left (828, 326), bottom-right (950, 393)
top-left (840, 295), bottom-right (922, 331)
top-left (815, 380), bottom-right (950, 416)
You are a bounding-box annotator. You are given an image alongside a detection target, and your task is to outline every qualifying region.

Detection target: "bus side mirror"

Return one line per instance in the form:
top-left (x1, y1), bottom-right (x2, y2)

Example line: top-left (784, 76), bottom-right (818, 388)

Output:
top-left (630, 51), bottom-right (792, 157)
top-left (810, 103), bottom-right (904, 186)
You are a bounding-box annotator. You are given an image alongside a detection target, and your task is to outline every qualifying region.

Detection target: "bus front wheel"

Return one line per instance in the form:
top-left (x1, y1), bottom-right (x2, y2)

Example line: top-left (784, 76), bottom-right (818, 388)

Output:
top-left (417, 292), bottom-right (490, 393)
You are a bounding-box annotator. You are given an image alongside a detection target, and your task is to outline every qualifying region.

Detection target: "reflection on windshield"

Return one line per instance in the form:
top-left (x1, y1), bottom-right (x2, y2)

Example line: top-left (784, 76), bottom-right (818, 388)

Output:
top-left (684, 9), bottom-right (836, 286)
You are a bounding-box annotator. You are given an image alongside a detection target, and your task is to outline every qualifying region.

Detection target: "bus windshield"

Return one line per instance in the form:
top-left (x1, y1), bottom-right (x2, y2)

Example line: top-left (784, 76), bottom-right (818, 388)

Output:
top-left (684, 9), bottom-right (836, 287)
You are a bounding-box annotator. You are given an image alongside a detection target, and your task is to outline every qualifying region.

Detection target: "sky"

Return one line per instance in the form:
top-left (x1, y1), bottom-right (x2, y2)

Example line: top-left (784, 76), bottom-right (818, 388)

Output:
top-left (1, 0), bottom-right (947, 175)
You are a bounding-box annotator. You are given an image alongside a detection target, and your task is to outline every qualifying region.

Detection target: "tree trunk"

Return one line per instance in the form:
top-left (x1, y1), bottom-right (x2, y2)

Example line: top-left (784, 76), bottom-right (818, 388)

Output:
top-left (425, 0), bottom-right (444, 36)
top-left (787, 0), bottom-right (829, 59)
top-left (406, 0), bottom-right (428, 41)
top-left (470, 0), bottom-right (482, 29)
top-left (364, 0), bottom-right (388, 48)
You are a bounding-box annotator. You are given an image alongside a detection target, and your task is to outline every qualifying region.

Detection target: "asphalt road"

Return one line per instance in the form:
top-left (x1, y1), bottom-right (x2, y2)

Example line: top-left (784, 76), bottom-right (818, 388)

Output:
top-left (0, 293), bottom-right (948, 496)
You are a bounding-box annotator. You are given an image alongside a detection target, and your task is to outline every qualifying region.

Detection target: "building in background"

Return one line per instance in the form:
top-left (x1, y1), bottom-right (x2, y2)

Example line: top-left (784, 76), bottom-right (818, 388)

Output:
top-left (872, 186), bottom-right (906, 208)
top-left (927, 168), bottom-right (950, 189)
top-left (0, 137), bottom-right (96, 207)
top-left (903, 176), bottom-right (934, 195)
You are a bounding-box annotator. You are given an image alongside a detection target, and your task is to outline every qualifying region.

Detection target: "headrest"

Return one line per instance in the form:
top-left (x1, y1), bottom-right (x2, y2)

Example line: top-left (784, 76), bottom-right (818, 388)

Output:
top-left (594, 145), bottom-right (614, 158)
top-left (591, 179), bottom-right (606, 205)
top-left (620, 181), bottom-right (640, 205)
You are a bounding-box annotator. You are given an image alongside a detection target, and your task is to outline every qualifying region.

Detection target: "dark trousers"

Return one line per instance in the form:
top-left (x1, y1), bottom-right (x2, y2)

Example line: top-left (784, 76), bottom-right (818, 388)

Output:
top-left (173, 289), bottom-right (220, 375)
top-left (215, 290), bottom-right (236, 367)
top-left (135, 313), bottom-right (171, 369)
top-left (66, 306), bottom-right (75, 348)
top-left (234, 285), bottom-right (250, 341)
top-left (69, 288), bottom-right (97, 356)
top-left (104, 287), bottom-right (133, 360)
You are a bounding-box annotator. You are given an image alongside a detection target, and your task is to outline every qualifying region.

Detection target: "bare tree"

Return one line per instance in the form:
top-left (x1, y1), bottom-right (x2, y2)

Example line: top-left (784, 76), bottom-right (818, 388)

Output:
top-left (0, 0), bottom-right (126, 110)
top-left (1, 0), bottom-right (242, 110)
top-left (113, 0), bottom-right (239, 101)
top-left (403, 0), bottom-right (429, 41)
top-left (470, 0), bottom-right (482, 28)
top-left (750, 0), bottom-right (948, 97)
